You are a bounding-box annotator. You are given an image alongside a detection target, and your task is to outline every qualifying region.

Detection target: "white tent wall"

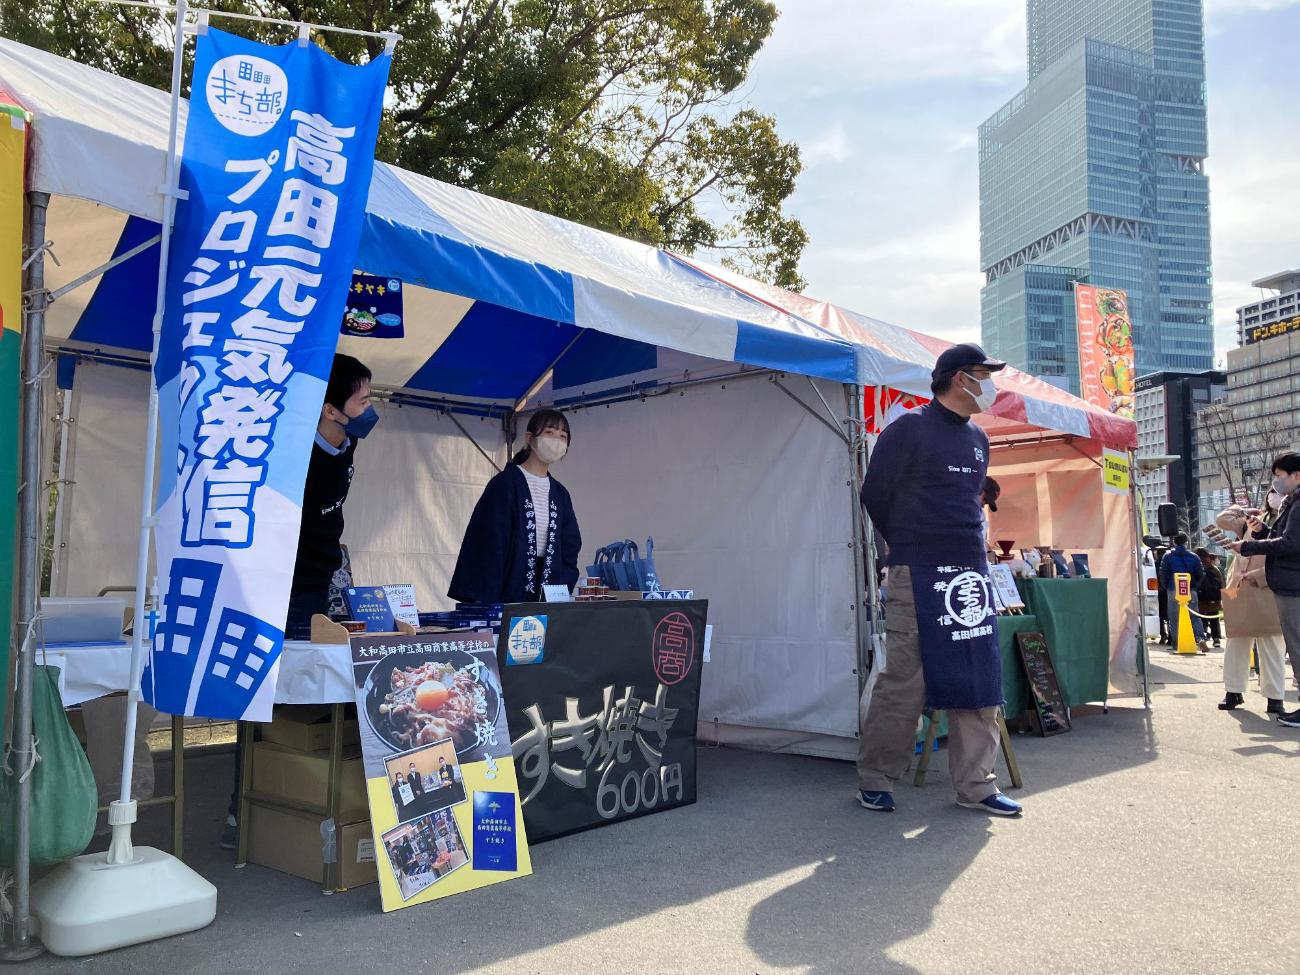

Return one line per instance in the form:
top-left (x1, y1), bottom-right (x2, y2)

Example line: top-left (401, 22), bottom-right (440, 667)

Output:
top-left (342, 403), bottom-right (506, 611)
top-left (557, 376), bottom-right (862, 761)
top-left (61, 359), bottom-right (152, 597)
top-left (987, 440), bottom-right (1142, 694)
top-left (55, 359), bottom-right (507, 614)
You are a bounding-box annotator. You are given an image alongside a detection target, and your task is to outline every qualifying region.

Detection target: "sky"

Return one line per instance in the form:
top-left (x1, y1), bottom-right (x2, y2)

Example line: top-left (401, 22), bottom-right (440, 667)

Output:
top-left (740, 0), bottom-right (1300, 360)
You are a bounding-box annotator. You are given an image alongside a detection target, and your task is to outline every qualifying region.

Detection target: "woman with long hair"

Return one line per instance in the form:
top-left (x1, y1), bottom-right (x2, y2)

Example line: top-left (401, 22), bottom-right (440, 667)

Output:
top-left (449, 409), bottom-right (582, 604)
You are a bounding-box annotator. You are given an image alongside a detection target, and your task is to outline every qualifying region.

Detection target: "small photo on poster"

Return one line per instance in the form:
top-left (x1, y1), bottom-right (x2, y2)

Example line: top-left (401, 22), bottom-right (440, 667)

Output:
top-left (384, 737), bottom-right (466, 825)
top-left (381, 808), bottom-right (470, 902)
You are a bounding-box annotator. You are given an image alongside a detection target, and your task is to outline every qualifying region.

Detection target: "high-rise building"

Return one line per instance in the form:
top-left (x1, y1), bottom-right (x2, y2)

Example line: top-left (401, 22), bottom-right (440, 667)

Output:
top-left (1235, 268), bottom-right (1300, 345)
top-left (1195, 270), bottom-right (1300, 518)
top-left (979, 0), bottom-right (1214, 392)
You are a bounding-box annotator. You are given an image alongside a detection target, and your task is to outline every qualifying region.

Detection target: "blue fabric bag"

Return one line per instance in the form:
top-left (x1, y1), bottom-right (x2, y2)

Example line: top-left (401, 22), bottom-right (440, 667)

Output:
top-left (610, 539), bottom-right (641, 591)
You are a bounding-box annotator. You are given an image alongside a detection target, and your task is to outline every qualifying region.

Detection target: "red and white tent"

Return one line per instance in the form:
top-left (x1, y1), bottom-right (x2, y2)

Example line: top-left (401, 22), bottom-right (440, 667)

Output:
top-left (674, 256), bottom-right (1137, 450)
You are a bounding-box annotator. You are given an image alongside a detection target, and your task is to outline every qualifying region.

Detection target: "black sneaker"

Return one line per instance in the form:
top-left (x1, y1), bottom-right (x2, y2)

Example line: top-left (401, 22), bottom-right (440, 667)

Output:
top-left (1267, 699), bottom-right (1285, 715)
top-left (1278, 708), bottom-right (1300, 728)
top-left (1218, 693), bottom-right (1244, 710)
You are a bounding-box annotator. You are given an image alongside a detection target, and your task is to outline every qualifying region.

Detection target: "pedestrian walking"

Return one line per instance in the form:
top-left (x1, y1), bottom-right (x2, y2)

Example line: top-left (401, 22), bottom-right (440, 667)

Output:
top-left (857, 343), bottom-right (1021, 818)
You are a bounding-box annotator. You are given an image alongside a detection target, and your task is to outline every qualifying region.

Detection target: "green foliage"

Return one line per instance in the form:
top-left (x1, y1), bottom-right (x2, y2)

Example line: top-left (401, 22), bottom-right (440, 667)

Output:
top-left (1, 0), bottom-right (806, 288)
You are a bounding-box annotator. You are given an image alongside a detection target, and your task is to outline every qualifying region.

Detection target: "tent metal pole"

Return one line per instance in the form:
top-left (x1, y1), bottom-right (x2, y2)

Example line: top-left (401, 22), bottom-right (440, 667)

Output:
top-left (46, 233), bottom-right (163, 304)
top-left (846, 384), bottom-right (877, 698)
top-left (115, 0), bottom-right (188, 833)
top-left (3, 190), bottom-right (51, 961)
top-left (772, 377), bottom-right (848, 445)
top-left (443, 409), bottom-right (502, 474)
top-left (1130, 451), bottom-right (1151, 707)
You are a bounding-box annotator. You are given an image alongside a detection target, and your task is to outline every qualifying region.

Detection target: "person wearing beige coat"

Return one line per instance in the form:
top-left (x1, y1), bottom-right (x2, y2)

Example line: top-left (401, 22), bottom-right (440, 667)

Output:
top-left (1216, 493), bottom-right (1299, 713)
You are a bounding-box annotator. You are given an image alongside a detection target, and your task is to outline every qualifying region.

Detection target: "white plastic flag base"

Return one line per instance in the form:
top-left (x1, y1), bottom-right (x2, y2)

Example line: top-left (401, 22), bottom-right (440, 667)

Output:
top-left (30, 801), bottom-right (216, 957)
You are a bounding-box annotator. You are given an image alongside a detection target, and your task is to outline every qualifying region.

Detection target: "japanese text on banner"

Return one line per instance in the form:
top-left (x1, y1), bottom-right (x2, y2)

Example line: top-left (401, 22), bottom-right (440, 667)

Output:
top-left (144, 29), bottom-right (390, 720)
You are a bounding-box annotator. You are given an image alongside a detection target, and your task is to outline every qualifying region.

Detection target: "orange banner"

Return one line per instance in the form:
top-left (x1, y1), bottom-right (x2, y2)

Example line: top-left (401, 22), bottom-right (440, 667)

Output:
top-left (1074, 283), bottom-right (1134, 420)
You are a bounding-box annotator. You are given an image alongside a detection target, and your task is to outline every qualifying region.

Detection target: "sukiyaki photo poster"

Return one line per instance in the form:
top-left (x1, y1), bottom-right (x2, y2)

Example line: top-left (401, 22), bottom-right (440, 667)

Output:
top-left (350, 630), bottom-right (532, 911)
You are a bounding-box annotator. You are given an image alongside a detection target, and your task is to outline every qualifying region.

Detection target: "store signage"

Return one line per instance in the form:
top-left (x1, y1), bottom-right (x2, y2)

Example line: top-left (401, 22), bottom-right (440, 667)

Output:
top-left (350, 630), bottom-right (531, 912)
top-left (342, 272), bottom-right (404, 338)
top-left (1245, 315), bottom-right (1300, 345)
top-left (1102, 449), bottom-right (1130, 494)
top-left (1074, 283), bottom-right (1135, 420)
top-left (497, 600), bottom-right (707, 842)
top-left (144, 29), bottom-right (390, 720)
top-left (1015, 631), bottom-right (1071, 736)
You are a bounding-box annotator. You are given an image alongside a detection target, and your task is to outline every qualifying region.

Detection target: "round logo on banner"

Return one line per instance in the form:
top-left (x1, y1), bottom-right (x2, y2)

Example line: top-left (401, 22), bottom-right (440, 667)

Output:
top-left (205, 55), bottom-right (289, 137)
top-left (944, 571), bottom-right (992, 628)
top-left (651, 612), bottom-right (696, 686)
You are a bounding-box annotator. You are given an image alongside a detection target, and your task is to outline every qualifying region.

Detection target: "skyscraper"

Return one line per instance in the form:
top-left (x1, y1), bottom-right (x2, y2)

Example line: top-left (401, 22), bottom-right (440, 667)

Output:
top-left (979, 0), bottom-right (1213, 390)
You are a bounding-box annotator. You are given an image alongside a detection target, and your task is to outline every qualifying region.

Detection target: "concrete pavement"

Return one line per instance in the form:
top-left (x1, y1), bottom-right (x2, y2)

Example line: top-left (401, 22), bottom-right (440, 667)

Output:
top-left (24, 648), bottom-right (1300, 974)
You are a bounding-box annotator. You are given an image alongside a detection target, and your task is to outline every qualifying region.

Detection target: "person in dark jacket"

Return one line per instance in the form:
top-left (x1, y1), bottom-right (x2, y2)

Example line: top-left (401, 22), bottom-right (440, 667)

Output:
top-left (288, 353), bottom-right (377, 638)
top-left (222, 354), bottom-right (376, 851)
top-left (1196, 548), bottom-right (1225, 648)
top-left (1159, 532), bottom-right (1206, 649)
top-left (1153, 546), bottom-right (1171, 644)
top-left (856, 343), bottom-right (1021, 818)
top-left (449, 409), bottom-right (582, 604)
top-left (1225, 452), bottom-right (1300, 726)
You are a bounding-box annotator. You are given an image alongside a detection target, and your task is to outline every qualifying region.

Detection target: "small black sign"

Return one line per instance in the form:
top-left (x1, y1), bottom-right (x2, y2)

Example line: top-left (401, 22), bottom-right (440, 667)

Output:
top-left (1015, 631), bottom-right (1071, 736)
top-left (497, 600), bottom-right (707, 843)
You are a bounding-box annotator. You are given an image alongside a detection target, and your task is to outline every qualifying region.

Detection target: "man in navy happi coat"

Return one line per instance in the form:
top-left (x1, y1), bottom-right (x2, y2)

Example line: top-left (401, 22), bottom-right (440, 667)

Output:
top-left (856, 344), bottom-right (1022, 817)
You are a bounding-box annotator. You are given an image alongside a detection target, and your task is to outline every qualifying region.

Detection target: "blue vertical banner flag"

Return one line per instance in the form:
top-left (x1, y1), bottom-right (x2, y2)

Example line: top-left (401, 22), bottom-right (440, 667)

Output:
top-left (143, 28), bottom-right (390, 720)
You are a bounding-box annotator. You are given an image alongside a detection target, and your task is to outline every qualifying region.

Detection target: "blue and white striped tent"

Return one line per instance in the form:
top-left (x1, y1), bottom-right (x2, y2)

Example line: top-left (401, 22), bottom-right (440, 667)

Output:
top-left (0, 37), bottom-right (872, 406)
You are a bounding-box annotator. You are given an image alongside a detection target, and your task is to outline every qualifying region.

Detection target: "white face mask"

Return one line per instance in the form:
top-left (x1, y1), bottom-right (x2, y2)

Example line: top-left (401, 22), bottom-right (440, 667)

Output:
top-left (962, 372), bottom-right (998, 412)
top-left (1274, 475), bottom-right (1296, 497)
top-left (532, 434), bottom-right (568, 465)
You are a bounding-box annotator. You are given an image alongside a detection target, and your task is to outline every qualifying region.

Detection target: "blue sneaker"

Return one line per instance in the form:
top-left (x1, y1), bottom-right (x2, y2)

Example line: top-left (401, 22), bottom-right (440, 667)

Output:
top-left (858, 790), bottom-right (896, 812)
top-left (958, 793), bottom-right (1022, 816)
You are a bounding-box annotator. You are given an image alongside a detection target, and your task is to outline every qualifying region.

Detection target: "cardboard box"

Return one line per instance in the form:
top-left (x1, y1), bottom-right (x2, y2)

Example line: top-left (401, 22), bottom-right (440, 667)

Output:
top-left (246, 804), bottom-right (376, 889)
top-left (261, 704), bottom-right (359, 753)
top-left (251, 741), bottom-right (370, 823)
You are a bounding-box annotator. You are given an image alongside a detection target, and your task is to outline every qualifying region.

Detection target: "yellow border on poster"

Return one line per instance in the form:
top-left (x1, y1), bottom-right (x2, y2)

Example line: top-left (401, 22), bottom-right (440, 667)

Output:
top-left (367, 755), bottom-right (533, 912)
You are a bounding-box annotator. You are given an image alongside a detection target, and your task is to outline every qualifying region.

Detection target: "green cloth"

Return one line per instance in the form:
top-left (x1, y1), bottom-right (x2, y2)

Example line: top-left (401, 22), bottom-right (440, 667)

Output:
top-left (1014, 577), bottom-right (1111, 707)
top-left (997, 614), bottom-right (1042, 720)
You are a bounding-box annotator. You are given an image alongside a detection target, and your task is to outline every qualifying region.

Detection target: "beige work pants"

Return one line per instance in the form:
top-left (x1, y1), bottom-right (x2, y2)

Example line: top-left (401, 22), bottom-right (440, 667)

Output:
top-left (857, 565), bottom-right (1001, 803)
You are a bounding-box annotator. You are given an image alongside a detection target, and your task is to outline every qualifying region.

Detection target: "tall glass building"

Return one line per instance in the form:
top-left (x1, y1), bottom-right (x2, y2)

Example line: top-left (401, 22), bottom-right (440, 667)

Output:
top-left (979, 0), bottom-right (1213, 389)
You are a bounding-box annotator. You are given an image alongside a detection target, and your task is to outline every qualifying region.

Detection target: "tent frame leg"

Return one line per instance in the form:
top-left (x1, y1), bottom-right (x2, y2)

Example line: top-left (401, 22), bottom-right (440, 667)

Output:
top-left (1129, 452), bottom-right (1151, 708)
top-left (1, 191), bottom-right (52, 963)
top-left (846, 384), bottom-right (878, 702)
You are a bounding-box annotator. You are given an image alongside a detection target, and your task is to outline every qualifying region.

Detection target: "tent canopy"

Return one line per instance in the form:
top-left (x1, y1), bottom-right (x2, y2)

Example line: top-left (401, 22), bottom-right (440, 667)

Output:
top-left (0, 36), bottom-right (867, 406)
top-left (680, 257), bottom-right (1138, 450)
top-left (1, 34), bottom-right (1137, 447)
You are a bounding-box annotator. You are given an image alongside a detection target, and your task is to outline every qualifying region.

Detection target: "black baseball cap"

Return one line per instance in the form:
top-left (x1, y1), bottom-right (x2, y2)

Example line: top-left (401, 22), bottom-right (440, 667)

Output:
top-left (931, 343), bottom-right (1007, 380)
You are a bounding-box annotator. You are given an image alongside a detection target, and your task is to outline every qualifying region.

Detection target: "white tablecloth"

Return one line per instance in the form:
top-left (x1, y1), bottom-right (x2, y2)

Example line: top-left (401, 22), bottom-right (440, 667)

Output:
top-left (46, 641), bottom-right (355, 708)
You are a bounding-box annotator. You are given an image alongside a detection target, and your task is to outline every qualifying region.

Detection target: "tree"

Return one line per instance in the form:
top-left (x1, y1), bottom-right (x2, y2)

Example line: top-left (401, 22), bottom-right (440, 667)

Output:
top-left (1197, 402), bottom-right (1292, 509)
top-left (1, 0), bottom-right (808, 288)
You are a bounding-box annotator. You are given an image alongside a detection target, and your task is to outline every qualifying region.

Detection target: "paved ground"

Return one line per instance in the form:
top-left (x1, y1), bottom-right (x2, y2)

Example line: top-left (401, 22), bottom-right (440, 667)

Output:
top-left (23, 647), bottom-right (1300, 974)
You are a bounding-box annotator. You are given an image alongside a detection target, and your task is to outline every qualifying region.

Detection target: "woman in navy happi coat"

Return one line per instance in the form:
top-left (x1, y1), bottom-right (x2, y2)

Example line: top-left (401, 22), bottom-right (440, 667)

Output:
top-left (449, 410), bottom-right (582, 604)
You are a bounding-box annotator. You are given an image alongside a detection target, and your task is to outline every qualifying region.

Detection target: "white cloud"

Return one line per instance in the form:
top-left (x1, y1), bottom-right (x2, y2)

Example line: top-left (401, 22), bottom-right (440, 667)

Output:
top-left (763, 0), bottom-right (1025, 87)
top-left (801, 123), bottom-right (855, 166)
top-left (745, 0), bottom-right (1300, 358)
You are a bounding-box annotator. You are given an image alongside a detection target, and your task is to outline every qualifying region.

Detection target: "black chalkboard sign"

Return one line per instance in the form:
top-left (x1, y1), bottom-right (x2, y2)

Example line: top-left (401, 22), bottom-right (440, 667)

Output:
top-left (1015, 631), bottom-right (1071, 736)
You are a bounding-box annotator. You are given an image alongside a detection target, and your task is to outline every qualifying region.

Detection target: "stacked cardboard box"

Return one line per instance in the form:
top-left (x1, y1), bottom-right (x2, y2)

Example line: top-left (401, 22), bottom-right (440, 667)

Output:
top-left (244, 705), bottom-right (377, 888)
